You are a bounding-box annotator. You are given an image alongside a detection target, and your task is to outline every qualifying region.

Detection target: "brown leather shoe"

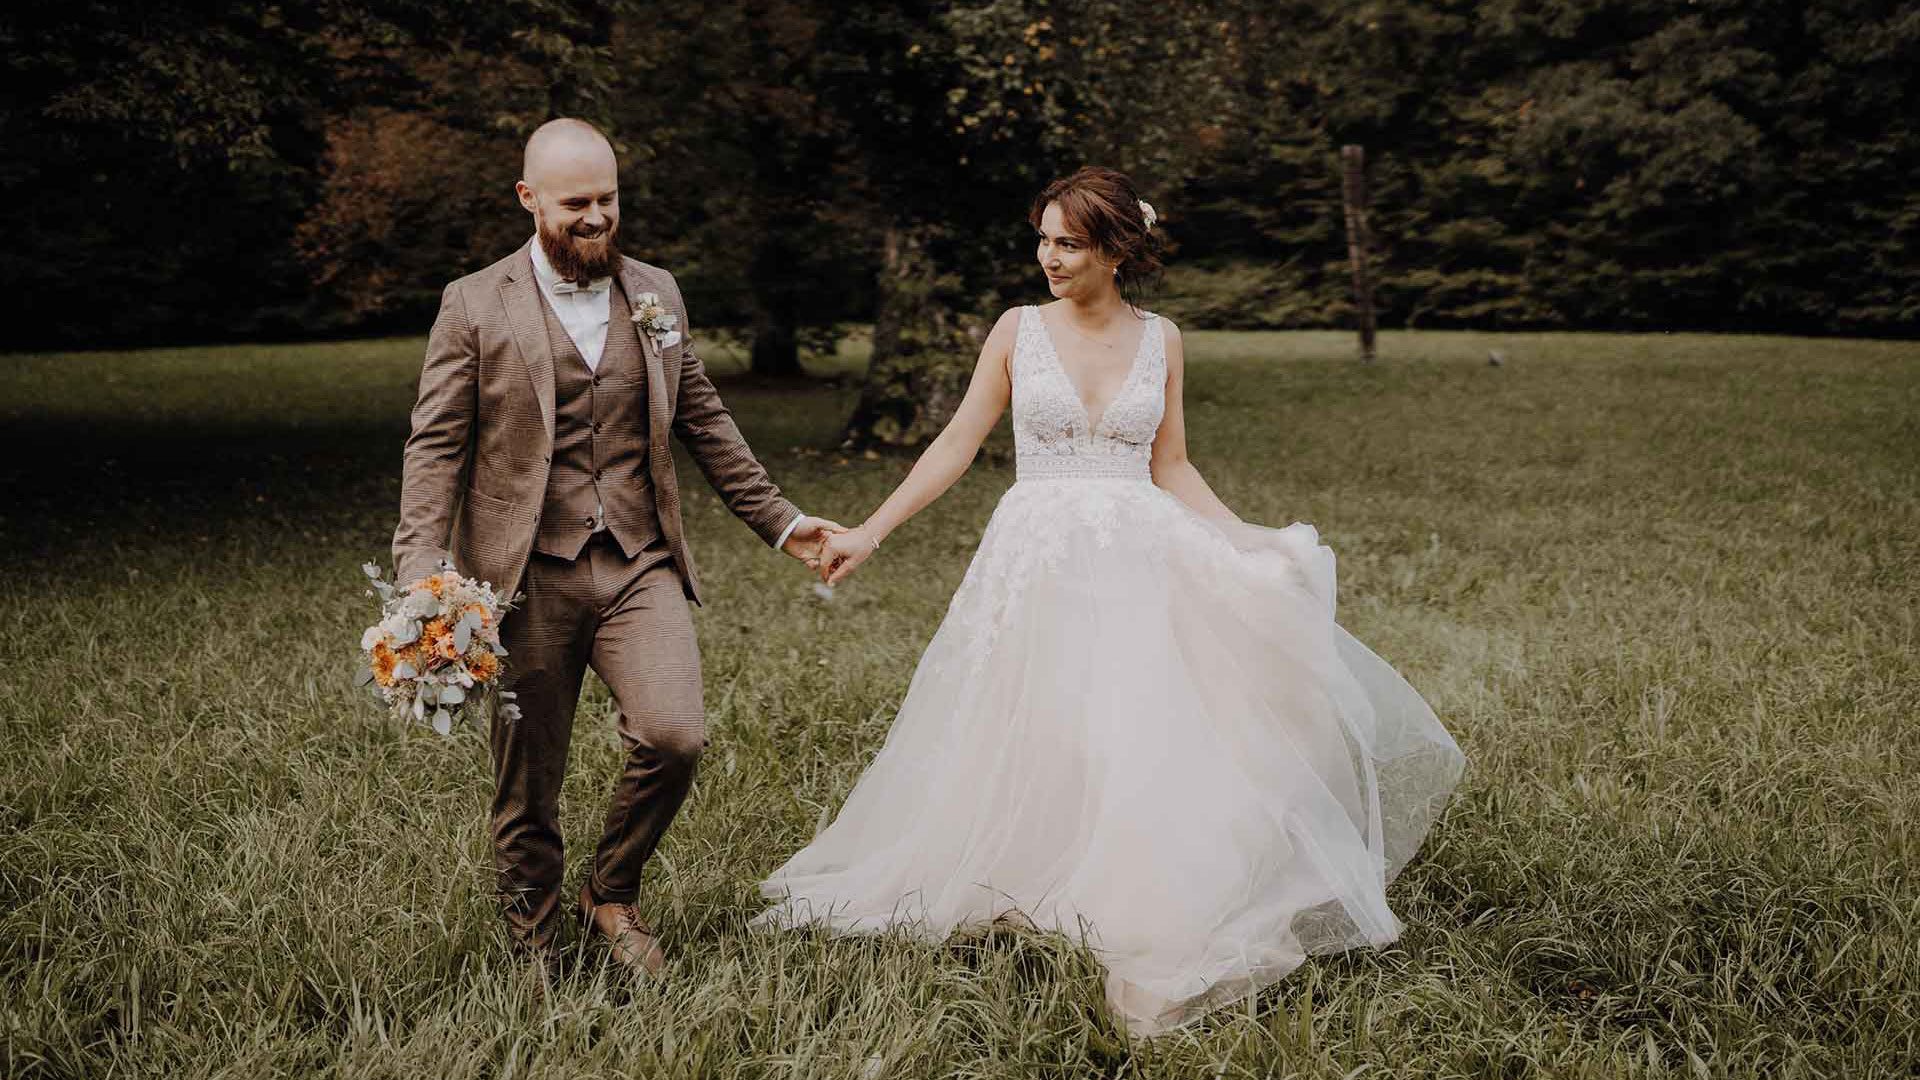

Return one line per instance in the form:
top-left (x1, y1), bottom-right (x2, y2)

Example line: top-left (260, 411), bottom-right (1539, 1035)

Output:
top-left (577, 882), bottom-right (667, 976)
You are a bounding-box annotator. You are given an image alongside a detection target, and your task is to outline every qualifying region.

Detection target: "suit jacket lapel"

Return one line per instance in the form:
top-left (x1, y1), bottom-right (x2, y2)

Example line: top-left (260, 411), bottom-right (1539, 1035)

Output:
top-left (501, 245), bottom-right (556, 443)
top-left (622, 261), bottom-right (672, 458)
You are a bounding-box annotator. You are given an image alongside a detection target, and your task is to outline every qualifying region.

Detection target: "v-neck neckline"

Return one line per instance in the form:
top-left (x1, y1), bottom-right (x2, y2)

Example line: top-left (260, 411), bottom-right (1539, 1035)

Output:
top-left (1032, 305), bottom-right (1156, 435)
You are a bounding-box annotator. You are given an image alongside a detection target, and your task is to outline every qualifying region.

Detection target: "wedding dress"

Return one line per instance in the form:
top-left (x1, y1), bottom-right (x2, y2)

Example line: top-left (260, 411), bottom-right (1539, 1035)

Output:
top-left (755, 306), bottom-right (1466, 1034)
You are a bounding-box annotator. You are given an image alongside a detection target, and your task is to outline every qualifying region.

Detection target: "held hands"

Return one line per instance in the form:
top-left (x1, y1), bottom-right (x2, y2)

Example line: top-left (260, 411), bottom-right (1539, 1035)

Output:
top-left (782, 516), bottom-right (848, 571)
top-left (816, 526), bottom-right (879, 585)
top-left (780, 514), bottom-right (879, 585)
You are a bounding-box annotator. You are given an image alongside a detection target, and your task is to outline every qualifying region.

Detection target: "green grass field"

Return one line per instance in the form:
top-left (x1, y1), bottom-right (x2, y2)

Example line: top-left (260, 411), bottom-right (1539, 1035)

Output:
top-left (3, 328), bottom-right (1916, 1078)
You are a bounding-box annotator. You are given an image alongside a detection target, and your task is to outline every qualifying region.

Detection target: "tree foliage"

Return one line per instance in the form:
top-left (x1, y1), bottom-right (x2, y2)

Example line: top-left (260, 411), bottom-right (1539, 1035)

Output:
top-left (1170, 0), bottom-right (1920, 333)
top-left (4, 0), bottom-right (1915, 359)
top-left (0, 0), bottom-right (617, 345)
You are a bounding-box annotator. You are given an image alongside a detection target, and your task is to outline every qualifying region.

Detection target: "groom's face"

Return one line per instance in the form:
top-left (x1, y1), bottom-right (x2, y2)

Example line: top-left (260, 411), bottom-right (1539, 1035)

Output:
top-left (516, 138), bottom-right (621, 282)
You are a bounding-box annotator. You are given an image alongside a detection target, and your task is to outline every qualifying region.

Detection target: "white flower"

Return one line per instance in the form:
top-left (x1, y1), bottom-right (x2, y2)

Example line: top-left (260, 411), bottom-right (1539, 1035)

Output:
top-left (379, 612), bottom-right (416, 642)
top-left (631, 292), bottom-right (680, 339)
top-left (1138, 200), bottom-right (1157, 229)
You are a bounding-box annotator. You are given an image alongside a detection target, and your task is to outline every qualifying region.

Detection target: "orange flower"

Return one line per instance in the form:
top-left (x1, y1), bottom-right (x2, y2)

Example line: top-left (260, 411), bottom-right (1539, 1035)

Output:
top-left (396, 643), bottom-right (422, 670)
top-left (370, 642), bottom-right (399, 688)
top-left (467, 651), bottom-right (500, 682)
top-left (419, 618), bottom-right (457, 667)
top-left (422, 574), bottom-right (447, 598)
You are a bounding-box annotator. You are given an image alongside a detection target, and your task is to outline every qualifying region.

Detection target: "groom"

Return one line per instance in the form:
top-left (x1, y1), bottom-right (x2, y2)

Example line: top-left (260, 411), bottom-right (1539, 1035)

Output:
top-left (392, 118), bottom-right (838, 973)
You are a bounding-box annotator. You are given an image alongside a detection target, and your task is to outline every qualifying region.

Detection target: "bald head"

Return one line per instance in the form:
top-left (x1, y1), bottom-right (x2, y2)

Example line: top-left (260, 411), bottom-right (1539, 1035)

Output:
top-left (517, 119), bottom-right (622, 283)
top-left (522, 118), bottom-right (615, 186)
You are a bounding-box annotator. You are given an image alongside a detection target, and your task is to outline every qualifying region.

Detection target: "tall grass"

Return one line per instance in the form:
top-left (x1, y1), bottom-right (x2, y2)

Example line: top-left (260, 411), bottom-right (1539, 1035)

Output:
top-left (3, 328), bottom-right (1915, 1078)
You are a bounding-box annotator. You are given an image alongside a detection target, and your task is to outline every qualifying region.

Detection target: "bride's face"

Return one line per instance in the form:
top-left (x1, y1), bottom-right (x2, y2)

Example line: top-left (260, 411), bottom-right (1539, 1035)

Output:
top-left (1036, 201), bottom-right (1116, 301)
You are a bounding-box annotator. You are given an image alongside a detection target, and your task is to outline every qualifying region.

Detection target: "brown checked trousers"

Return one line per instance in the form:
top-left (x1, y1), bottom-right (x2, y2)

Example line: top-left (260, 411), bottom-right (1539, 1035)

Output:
top-left (495, 548), bottom-right (703, 946)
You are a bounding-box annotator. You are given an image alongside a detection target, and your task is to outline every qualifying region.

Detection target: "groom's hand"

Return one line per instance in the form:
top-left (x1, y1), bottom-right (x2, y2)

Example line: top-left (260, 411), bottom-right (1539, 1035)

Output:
top-left (781, 516), bottom-right (847, 570)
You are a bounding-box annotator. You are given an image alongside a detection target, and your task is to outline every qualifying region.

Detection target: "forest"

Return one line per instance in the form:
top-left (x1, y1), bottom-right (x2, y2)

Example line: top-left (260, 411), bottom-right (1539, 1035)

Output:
top-left (8, 1), bottom-right (1916, 370)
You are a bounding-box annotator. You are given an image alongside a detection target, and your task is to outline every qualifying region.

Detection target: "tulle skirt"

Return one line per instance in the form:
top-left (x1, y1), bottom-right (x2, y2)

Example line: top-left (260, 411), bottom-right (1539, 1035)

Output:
top-left (754, 472), bottom-right (1466, 1035)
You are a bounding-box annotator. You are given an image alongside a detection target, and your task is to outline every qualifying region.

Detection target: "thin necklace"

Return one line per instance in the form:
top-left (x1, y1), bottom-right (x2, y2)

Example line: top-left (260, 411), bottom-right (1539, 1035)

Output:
top-left (1054, 308), bottom-right (1129, 351)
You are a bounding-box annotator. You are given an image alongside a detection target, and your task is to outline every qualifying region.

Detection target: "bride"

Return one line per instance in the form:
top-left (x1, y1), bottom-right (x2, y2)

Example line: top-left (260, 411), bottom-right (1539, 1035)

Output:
top-left (754, 166), bottom-right (1467, 1035)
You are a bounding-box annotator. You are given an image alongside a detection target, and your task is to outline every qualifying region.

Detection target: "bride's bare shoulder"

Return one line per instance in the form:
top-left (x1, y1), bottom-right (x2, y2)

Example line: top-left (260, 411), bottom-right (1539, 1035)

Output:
top-left (1154, 313), bottom-right (1184, 348)
top-left (990, 306), bottom-right (1027, 332)
top-left (982, 306), bottom-right (1026, 351)
top-left (971, 307), bottom-right (1026, 376)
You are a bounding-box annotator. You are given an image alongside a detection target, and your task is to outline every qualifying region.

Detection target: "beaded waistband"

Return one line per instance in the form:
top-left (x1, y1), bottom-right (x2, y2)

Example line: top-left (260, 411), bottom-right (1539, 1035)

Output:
top-left (1014, 453), bottom-right (1153, 481)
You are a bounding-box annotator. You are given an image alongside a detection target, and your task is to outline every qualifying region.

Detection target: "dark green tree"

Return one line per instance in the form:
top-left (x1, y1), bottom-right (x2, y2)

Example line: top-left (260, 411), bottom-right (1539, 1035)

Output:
top-left (0, 0), bottom-right (625, 346)
top-left (1172, 0), bottom-right (1920, 334)
top-left (829, 0), bottom-right (1245, 447)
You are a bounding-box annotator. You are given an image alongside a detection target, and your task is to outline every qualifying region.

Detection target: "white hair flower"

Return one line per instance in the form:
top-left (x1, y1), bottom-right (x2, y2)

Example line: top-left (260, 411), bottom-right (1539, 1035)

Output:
top-left (1138, 200), bottom-right (1157, 229)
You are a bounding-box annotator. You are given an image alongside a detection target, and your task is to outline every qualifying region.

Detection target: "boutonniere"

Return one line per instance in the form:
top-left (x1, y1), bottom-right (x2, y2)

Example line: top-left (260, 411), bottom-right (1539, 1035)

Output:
top-left (631, 292), bottom-right (681, 348)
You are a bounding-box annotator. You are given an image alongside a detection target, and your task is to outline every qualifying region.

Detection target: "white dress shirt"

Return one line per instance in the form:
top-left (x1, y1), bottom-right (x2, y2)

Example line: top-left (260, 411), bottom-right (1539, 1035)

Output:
top-left (526, 237), bottom-right (809, 551)
top-left (527, 235), bottom-right (612, 370)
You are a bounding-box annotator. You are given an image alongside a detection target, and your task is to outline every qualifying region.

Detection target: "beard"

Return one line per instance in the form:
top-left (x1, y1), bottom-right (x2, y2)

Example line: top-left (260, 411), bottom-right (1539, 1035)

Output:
top-left (536, 212), bottom-right (622, 283)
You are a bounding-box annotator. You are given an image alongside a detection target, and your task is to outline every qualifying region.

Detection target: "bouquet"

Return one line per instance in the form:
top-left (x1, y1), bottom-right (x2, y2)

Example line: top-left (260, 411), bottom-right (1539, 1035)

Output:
top-left (353, 560), bottom-right (522, 734)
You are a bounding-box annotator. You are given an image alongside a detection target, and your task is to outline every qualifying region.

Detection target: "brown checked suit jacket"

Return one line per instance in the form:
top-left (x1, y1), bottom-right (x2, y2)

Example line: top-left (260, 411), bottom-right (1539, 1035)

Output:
top-left (392, 242), bottom-right (801, 603)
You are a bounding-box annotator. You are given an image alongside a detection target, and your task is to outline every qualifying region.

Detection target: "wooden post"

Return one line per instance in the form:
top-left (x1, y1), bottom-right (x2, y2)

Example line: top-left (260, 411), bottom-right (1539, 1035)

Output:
top-left (1341, 144), bottom-right (1377, 362)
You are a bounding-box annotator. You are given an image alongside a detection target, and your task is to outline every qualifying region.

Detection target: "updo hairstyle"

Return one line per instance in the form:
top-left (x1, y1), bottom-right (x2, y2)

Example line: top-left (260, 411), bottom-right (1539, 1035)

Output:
top-left (1027, 165), bottom-right (1165, 312)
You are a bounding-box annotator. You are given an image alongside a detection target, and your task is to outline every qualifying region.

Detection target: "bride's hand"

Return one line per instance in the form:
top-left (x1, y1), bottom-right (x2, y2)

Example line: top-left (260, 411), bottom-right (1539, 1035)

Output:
top-left (818, 527), bottom-right (878, 584)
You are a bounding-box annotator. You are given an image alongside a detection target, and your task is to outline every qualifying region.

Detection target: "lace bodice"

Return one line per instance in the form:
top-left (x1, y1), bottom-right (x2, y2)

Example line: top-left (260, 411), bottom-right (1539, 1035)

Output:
top-left (1011, 305), bottom-right (1166, 480)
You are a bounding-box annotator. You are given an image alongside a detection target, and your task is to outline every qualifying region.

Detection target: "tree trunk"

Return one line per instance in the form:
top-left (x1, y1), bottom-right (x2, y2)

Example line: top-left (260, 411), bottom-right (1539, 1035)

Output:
top-left (1341, 144), bottom-right (1377, 362)
top-left (840, 224), bottom-right (979, 449)
top-left (749, 289), bottom-right (803, 377)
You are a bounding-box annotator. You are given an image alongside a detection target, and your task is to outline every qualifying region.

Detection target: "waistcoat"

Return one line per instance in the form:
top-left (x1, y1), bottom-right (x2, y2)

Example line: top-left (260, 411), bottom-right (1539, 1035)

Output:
top-left (532, 283), bottom-right (666, 562)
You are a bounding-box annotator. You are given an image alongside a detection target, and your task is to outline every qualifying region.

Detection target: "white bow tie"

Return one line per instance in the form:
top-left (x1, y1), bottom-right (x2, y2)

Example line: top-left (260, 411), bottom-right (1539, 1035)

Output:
top-left (551, 276), bottom-right (611, 296)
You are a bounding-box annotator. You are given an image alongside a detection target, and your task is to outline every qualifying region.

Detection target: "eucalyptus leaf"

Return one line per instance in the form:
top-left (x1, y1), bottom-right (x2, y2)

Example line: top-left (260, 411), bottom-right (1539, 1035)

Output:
top-left (431, 708), bottom-right (451, 736)
top-left (394, 662), bottom-right (417, 680)
top-left (440, 685), bottom-right (466, 705)
top-left (352, 665), bottom-right (373, 687)
top-left (362, 562), bottom-right (381, 580)
top-left (453, 621), bottom-right (472, 653)
top-left (419, 683), bottom-right (438, 705)
top-left (393, 621), bottom-right (420, 645)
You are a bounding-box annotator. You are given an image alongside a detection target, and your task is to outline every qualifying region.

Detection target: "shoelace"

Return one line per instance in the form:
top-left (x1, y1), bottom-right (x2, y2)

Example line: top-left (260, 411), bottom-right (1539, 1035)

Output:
top-left (614, 903), bottom-right (650, 933)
